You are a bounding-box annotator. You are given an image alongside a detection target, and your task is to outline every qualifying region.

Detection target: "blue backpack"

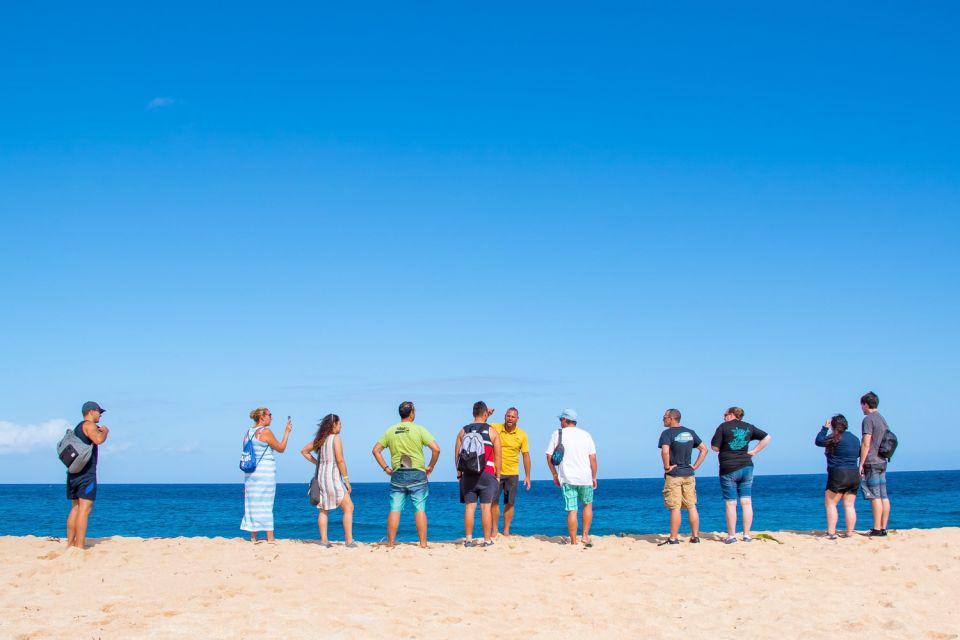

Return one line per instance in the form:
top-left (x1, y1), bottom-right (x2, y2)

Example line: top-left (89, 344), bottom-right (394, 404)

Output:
top-left (239, 428), bottom-right (268, 473)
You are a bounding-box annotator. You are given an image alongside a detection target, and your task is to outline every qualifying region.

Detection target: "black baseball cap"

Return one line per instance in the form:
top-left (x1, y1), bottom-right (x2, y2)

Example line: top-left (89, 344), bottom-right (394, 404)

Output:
top-left (81, 401), bottom-right (106, 415)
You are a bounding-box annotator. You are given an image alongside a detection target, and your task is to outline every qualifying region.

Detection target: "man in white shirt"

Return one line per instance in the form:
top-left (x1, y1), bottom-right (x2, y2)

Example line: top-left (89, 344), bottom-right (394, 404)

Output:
top-left (545, 409), bottom-right (598, 546)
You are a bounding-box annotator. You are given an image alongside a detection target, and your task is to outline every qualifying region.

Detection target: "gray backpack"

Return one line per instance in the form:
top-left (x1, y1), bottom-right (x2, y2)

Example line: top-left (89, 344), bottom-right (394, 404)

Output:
top-left (57, 426), bottom-right (93, 474)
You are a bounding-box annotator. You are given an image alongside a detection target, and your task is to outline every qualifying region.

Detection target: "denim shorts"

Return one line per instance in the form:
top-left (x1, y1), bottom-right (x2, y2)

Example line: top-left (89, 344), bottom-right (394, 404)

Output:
top-left (719, 466), bottom-right (754, 501)
top-left (388, 468), bottom-right (429, 513)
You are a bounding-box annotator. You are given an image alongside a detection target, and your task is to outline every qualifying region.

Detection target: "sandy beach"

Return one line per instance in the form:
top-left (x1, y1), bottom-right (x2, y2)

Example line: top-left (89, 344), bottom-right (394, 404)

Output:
top-left (3, 529), bottom-right (959, 639)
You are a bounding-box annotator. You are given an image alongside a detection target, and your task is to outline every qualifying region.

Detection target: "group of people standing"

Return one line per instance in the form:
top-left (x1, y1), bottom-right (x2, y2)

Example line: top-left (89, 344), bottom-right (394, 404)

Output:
top-left (235, 390), bottom-right (894, 547)
top-left (58, 390), bottom-right (895, 549)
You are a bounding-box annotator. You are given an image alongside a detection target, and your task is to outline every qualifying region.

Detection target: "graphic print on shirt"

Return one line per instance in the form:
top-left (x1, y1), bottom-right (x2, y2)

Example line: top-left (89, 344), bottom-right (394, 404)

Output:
top-left (729, 427), bottom-right (750, 450)
top-left (674, 431), bottom-right (694, 444)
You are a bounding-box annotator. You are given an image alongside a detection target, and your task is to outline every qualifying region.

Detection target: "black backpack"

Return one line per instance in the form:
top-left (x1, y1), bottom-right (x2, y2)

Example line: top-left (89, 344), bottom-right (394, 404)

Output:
top-left (878, 429), bottom-right (898, 461)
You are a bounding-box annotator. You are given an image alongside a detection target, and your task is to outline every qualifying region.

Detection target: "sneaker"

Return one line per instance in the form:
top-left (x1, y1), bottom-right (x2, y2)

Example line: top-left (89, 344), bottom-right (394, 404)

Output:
top-left (667, 538), bottom-right (680, 545)
top-left (689, 536), bottom-right (700, 544)
top-left (868, 529), bottom-right (887, 537)
top-left (463, 540), bottom-right (475, 548)
top-left (723, 536), bottom-right (737, 544)
top-left (344, 542), bottom-right (359, 548)
top-left (482, 540), bottom-right (494, 547)
top-left (742, 535), bottom-right (753, 542)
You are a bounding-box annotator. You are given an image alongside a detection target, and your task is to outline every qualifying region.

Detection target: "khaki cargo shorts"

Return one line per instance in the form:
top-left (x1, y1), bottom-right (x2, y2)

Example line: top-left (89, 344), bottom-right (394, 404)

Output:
top-left (663, 475), bottom-right (697, 510)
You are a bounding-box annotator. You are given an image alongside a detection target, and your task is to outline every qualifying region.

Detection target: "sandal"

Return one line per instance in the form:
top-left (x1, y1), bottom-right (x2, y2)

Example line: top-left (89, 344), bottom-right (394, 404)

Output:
top-left (723, 536), bottom-right (737, 544)
top-left (825, 533), bottom-right (838, 540)
top-left (689, 536), bottom-right (700, 544)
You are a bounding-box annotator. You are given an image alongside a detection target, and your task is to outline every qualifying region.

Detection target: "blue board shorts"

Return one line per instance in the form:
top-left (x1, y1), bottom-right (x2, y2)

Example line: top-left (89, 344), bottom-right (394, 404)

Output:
top-left (861, 465), bottom-right (888, 500)
top-left (719, 466), bottom-right (754, 501)
top-left (561, 484), bottom-right (594, 511)
top-left (389, 468), bottom-right (429, 513)
top-left (67, 473), bottom-right (97, 501)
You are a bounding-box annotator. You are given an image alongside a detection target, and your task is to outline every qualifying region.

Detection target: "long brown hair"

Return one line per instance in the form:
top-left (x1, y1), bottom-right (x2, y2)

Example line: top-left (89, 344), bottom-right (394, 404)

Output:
top-left (311, 413), bottom-right (340, 452)
top-left (827, 414), bottom-right (848, 452)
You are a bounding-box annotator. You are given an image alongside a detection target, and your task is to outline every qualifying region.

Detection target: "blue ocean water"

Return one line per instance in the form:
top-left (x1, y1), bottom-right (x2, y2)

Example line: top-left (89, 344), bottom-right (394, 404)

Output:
top-left (2, 471), bottom-right (957, 543)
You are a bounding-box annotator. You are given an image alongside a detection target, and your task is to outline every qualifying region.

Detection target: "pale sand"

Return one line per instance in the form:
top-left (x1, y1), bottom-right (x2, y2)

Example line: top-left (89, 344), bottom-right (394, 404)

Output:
top-left (3, 529), bottom-right (959, 639)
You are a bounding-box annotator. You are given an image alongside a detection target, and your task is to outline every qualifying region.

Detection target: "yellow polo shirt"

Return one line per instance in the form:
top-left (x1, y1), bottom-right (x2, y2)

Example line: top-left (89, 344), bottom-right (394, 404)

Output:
top-left (490, 423), bottom-right (529, 476)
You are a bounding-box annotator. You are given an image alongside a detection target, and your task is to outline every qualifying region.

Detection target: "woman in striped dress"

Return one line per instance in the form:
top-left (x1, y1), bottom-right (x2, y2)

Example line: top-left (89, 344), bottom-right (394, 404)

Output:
top-left (240, 407), bottom-right (292, 542)
top-left (300, 413), bottom-right (355, 547)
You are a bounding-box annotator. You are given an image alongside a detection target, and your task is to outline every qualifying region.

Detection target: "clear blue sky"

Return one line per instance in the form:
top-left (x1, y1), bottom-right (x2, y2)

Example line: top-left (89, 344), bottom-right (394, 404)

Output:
top-left (2, 2), bottom-right (958, 483)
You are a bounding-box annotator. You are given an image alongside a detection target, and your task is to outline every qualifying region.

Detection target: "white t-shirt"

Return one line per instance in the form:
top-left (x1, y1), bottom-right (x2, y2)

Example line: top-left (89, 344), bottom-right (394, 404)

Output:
top-left (545, 426), bottom-right (596, 486)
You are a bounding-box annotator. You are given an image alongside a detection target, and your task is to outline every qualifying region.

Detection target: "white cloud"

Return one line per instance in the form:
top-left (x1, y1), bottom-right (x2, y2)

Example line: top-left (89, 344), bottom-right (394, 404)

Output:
top-left (0, 419), bottom-right (72, 454)
top-left (147, 96), bottom-right (175, 109)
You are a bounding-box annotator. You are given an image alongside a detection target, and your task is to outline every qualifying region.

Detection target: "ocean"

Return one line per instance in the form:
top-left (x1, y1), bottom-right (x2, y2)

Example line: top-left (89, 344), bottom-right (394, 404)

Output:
top-left (3, 470), bottom-right (958, 543)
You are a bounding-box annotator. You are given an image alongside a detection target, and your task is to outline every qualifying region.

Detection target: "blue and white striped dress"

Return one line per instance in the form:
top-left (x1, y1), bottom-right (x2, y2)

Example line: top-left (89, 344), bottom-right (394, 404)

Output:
top-left (240, 427), bottom-right (277, 532)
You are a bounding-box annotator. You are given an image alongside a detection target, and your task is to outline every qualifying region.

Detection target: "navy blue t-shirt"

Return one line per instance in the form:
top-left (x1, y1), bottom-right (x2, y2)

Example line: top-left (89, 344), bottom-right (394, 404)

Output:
top-left (711, 420), bottom-right (770, 476)
top-left (657, 427), bottom-right (703, 477)
top-left (815, 427), bottom-right (860, 470)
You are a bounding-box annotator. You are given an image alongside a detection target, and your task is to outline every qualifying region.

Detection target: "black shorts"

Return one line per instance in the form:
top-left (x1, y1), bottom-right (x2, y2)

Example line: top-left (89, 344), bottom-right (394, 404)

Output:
top-left (496, 475), bottom-right (520, 505)
top-left (459, 472), bottom-right (498, 504)
top-left (826, 468), bottom-right (860, 495)
top-left (67, 473), bottom-right (97, 501)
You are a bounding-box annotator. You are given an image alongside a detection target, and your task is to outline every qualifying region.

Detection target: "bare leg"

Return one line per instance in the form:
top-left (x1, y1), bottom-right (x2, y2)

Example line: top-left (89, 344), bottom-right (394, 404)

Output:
top-left (724, 500), bottom-right (738, 537)
top-left (491, 502), bottom-right (501, 537)
top-left (414, 512), bottom-right (428, 548)
top-left (741, 498), bottom-right (754, 537)
top-left (340, 494), bottom-right (355, 545)
top-left (66, 500), bottom-right (79, 547)
top-left (567, 509), bottom-right (579, 544)
top-left (480, 503), bottom-right (493, 541)
top-left (842, 493), bottom-right (857, 535)
top-left (825, 491), bottom-right (840, 534)
top-left (464, 503), bottom-right (477, 540)
top-left (669, 509), bottom-right (681, 539)
top-left (870, 499), bottom-right (883, 530)
top-left (688, 506), bottom-right (700, 538)
top-left (266, 530), bottom-right (275, 542)
top-left (386, 511), bottom-right (401, 546)
top-left (581, 503), bottom-right (593, 544)
top-left (250, 532), bottom-right (257, 542)
top-left (503, 504), bottom-right (515, 536)
top-left (881, 498), bottom-right (891, 530)
top-left (73, 499), bottom-right (94, 549)
top-left (318, 509), bottom-right (330, 544)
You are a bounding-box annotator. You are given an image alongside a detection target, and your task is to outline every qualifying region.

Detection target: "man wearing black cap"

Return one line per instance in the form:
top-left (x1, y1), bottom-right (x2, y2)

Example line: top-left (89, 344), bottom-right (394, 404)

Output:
top-left (66, 401), bottom-right (109, 549)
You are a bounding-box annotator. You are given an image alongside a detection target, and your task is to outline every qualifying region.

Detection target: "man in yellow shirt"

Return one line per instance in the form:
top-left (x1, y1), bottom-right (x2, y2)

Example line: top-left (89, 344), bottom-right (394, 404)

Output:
top-left (490, 407), bottom-right (531, 536)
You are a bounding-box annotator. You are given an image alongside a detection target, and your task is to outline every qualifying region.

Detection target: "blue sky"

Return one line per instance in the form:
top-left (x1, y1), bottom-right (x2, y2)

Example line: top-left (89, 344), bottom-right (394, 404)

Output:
top-left (1, 2), bottom-right (958, 483)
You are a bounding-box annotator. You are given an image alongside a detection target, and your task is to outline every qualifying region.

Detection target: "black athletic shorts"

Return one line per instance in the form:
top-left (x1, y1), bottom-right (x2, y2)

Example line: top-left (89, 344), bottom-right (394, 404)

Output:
top-left (496, 475), bottom-right (520, 505)
top-left (460, 472), bottom-right (498, 504)
top-left (826, 468), bottom-right (860, 495)
top-left (67, 473), bottom-right (97, 501)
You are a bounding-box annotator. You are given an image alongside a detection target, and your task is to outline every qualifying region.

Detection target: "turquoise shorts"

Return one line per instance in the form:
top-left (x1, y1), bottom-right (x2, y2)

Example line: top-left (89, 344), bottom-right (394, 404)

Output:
top-left (561, 484), bottom-right (594, 511)
top-left (389, 468), bottom-right (429, 514)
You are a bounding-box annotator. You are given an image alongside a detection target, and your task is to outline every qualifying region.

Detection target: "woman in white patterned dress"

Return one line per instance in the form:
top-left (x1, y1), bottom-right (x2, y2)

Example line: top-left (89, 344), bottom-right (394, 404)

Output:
top-left (240, 407), bottom-right (292, 542)
top-left (300, 413), bottom-right (355, 547)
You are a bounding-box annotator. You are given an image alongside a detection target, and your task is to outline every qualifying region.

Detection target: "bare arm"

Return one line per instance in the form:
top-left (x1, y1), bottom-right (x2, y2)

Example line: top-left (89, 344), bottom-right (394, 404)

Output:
top-left (546, 453), bottom-right (560, 487)
top-left (522, 452), bottom-right (532, 490)
top-left (300, 442), bottom-right (317, 464)
top-left (372, 442), bottom-right (392, 476)
top-left (661, 444), bottom-right (675, 474)
top-left (425, 439), bottom-right (440, 476)
top-left (453, 431), bottom-right (464, 474)
top-left (590, 453), bottom-right (597, 489)
top-left (333, 435), bottom-right (351, 492)
top-left (491, 428), bottom-right (502, 478)
top-left (258, 418), bottom-right (292, 453)
top-left (82, 421), bottom-right (109, 445)
top-left (748, 434), bottom-right (772, 457)
top-left (859, 434), bottom-right (872, 474)
top-left (692, 442), bottom-right (708, 471)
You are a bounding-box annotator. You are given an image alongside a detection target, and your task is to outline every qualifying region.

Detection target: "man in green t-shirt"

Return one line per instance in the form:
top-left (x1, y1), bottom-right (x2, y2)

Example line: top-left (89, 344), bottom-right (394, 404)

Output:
top-left (372, 401), bottom-right (440, 548)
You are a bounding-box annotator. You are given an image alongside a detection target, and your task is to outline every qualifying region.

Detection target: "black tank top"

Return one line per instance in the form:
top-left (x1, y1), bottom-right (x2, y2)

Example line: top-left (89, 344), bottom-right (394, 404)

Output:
top-left (68, 422), bottom-right (98, 477)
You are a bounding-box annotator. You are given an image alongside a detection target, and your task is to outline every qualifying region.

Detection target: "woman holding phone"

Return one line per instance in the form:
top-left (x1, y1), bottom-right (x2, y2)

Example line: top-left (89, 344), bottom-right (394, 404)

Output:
top-left (815, 414), bottom-right (861, 539)
top-left (240, 407), bottom-right (292, 542)
top-left (301, 413), bottom-right (355, 547)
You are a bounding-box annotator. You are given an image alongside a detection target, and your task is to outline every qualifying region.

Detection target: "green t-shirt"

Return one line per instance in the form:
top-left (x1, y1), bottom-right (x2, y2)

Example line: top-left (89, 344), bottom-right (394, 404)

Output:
top-left (377, 422), bottom-right (436, 471)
